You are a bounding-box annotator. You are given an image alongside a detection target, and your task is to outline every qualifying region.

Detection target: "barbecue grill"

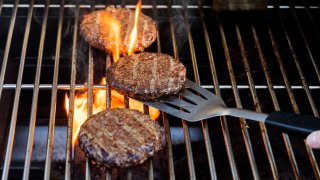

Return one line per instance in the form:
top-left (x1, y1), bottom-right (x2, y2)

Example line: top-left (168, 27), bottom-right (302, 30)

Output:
top-left (1, 0), bottom-right (320, 179)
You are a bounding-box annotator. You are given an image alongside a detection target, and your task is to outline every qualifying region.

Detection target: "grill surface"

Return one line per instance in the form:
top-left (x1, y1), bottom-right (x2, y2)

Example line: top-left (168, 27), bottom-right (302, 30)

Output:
top-left (0, 0), bottom-right (320, 179)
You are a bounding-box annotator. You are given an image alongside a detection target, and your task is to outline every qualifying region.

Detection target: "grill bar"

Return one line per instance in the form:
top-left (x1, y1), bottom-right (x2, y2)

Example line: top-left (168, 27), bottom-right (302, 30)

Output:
top-left (288, 2), bottom-right (320, 177)
top-left (21, 0), bottom-right (50, 179)
top-left (65, 0), bottom-right (80, 179)
top-left (198, 5), bottom-right (221, 179)
top-left (84, 1), bottom-right (96, 179)
top-left (104, 0), bottom-right (112, 175)
top-left (1, 4), bottom-right (320, 9)
top-left (276, 4), bottom-right (320, 177)
top-left (0, 0), bottom-right (30, 179)
top-left (0, 1), bottom-right (319, 179)
top-left (290, 2), bottom-right (320, 83)
top-left (168, 1), bottom-right (196, 179)
top-left (3, 84), bottom-right (319, 90)
top-left (184, 2), bottom-right (218, 179)
top-left (218, 14), bottom-right (260, 179)
top-left (0, 0), bottom-right (3, 15)
top-left (43, 0), bottom-right (65, 178)
top-left (276, 6), bottom-right (320, 177)
top-left (201, 7), bottom-right (240, 180)
top-left (253, 25), bottom-right (303, 179)
top-left (18, 1), bottom-right (34, 179)
top-left (277, 5), bottom-right (319, 117)
top-left (303, 0), bottom-right (320, 40)
top-left (1, 0), bottom-right (33, 179)
top-left (105, 54), bottom-right (112, 180)
top-left (0, 4), bottom-right (212, 9)
top-left (0, 0), bottom-right (18, 109)
top-left (85, 46), bottom-right (94, 180)
top-left (235, 23), bottom-right (279, 179)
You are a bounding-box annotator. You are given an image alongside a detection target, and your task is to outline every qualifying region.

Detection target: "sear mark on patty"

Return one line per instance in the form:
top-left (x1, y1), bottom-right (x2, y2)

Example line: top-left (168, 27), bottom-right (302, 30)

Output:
top-left (80, 6), bottom-right (157, 54)
top-left (106, 52), bottom-right (186, 100)
top-left (78, 108), bottom-right (162, 168)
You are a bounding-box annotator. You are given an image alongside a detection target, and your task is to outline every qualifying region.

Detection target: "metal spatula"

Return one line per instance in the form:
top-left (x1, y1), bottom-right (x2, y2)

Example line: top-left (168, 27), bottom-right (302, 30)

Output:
top-left (142, 79), bottom-right (320, 136)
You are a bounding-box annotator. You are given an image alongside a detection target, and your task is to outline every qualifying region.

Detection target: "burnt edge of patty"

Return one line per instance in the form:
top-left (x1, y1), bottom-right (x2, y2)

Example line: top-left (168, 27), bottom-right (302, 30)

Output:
top-left (106, 52), bottom-right (186, 101)
top-left (78, 108), bottom-right (162, 168)
top-left (79, 6), bottom-right (157, 54)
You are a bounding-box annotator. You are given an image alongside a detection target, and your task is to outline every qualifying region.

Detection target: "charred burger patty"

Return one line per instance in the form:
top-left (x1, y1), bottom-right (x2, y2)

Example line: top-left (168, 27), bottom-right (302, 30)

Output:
top-left (80, 6), bottom-right (157, 54)
top-left (106, 52), bottom-right (186, 100)
top-left (78, 108), bottom-right (161, 168)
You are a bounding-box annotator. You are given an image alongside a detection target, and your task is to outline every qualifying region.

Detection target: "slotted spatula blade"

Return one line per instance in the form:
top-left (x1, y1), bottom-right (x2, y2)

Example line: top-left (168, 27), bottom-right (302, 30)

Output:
top-left (141, 79), bottom-right (320, 136)
top-left (141, 79), bottom-right (263, 121)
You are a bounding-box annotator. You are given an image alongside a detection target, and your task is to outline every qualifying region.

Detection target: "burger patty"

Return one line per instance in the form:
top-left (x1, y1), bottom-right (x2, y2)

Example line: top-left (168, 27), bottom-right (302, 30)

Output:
top-left (78, 108), bottom-right (161, 168)
top-left (106, 52), bottom-right (186, 100)
top-left (80, 6), bottom-right (157, 54)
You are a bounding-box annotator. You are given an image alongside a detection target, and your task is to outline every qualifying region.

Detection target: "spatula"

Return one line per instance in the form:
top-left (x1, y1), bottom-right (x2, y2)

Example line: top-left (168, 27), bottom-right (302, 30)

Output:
top-left (142, 79), bottom-right (320, 136)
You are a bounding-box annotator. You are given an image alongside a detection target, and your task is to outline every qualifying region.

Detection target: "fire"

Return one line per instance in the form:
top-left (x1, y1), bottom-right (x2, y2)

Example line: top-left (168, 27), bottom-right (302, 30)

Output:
top-left (65, 1), bottom-right (155, 144)
top-left (65, 78), bottom-right (160, 144)
top-left (100, 12), bottom-right (121, 61)
top-left (128, 0), bottom-right (142, 55)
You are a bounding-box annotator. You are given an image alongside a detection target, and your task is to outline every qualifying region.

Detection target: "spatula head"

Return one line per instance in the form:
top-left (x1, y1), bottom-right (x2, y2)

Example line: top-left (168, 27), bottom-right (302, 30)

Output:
top-left (141, 80), bottom-right (227, 122)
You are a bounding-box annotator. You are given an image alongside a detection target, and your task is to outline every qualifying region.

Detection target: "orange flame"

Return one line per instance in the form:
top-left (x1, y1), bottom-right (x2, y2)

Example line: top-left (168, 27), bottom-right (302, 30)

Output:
top-left (100, 12), bottom-right (121, 61)
top-left (65, 78), bottom-right (160, 145)
top-left (127, 0), bottom-right (142, 55)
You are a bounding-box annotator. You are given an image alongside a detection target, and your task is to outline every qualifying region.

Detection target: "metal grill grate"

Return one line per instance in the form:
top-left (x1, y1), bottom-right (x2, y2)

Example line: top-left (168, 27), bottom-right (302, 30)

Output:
top-left (0, 0), bottom-right (320, 179)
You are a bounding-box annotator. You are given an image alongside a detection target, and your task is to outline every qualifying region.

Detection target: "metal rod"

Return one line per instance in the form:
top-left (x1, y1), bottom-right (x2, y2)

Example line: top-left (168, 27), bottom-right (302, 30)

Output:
top-left (235, 23), bottom-right (279, 179)
top-left (303, 0), bottom-right (320, 41)
top-left (104, 3), bottom-right (113, 179)
top-left (256, 23), bottom-right (301, 178)
top-left (217, 14), bottom-right (260, 179)
top-left (181, 3), bottom-right (197, 180)
top-left (105, 54), bottom-right (112, 180)
top-left (305, 141), bottom-right (320, 180)
top-left (124, 95), bottom-right (132, 180)
top-left (236, 25), bottom-right (279, 179)
top-left (0, 4), bottom-right (213, 9)
top-left (84, 1), bottom-right (96, 179)
top-left (44, 0), bottom-right (64, 178)
top-left (276, 6), bottom-right (320, 177)
top-left (143, 104), bottom-right (154, 180)
top-left (22, 0), bottom-right (49, 178)
top-left (289, 2), bottom-right (320, 177)
top-left (267, 28), bottom-right (299, 113)
top-left (167, 1), bottom-right (178, 59)
top-left (65, 0), bottom-right (79, 179)
top-left (84, 46), bottom-right (94, 180)
top-left (1, 83), bottom-right (318, 90)
top-left (200, 6), bottom-right (239, 179)
top-left (276, 4), bottom-right (320, 178)
top-left (0, 0), bottom-right (18, 110)
top-left (167, 1), bottom-right (196, 179)
top-left (0, 0), bottom-right (3, 15)
top-left (184, 2), bottom-right (217, 179)
top-left (162, 113), bottom-right (175, 180)
top-left (152, 1), bottom-right (175, 179)
top-left (290, 1), bottom-right (320, 83)
top-left (0, 0), bottom-right (33, 179)
top-left (4, 0), bottom-right (32, 179)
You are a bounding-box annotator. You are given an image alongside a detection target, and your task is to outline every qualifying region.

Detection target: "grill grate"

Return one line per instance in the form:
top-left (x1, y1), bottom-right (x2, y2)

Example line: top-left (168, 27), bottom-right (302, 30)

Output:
top-left (0, 0), bottom-right (320, 179)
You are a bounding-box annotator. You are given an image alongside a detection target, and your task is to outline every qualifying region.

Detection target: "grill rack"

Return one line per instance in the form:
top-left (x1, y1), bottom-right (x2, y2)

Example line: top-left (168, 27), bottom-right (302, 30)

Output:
top-left (0, 0), bottom-right (320, 179)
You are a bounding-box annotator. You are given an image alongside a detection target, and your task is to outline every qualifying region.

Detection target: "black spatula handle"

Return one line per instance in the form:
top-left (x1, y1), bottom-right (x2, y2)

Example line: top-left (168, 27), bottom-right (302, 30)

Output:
top-left (265, 112), bottom-right (320, 136)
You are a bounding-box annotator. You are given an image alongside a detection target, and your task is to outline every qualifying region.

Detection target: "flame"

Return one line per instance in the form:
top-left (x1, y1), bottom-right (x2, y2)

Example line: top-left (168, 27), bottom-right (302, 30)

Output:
top-left (65, 78), bottom-right (160, 145)
top-left (100, 12), bottom-right (121, 61)
top-left (127, 0), bottom-right (142, 55)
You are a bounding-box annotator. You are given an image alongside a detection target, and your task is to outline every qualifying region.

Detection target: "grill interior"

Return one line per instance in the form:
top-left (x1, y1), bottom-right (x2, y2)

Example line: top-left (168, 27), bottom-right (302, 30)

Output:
top-left (1, 0), bottom-right (320, 179)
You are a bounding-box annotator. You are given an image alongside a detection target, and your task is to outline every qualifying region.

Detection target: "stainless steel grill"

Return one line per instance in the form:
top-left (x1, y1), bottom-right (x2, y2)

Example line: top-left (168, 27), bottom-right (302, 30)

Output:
top-left (0, 0), bottom-right (320, 179)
